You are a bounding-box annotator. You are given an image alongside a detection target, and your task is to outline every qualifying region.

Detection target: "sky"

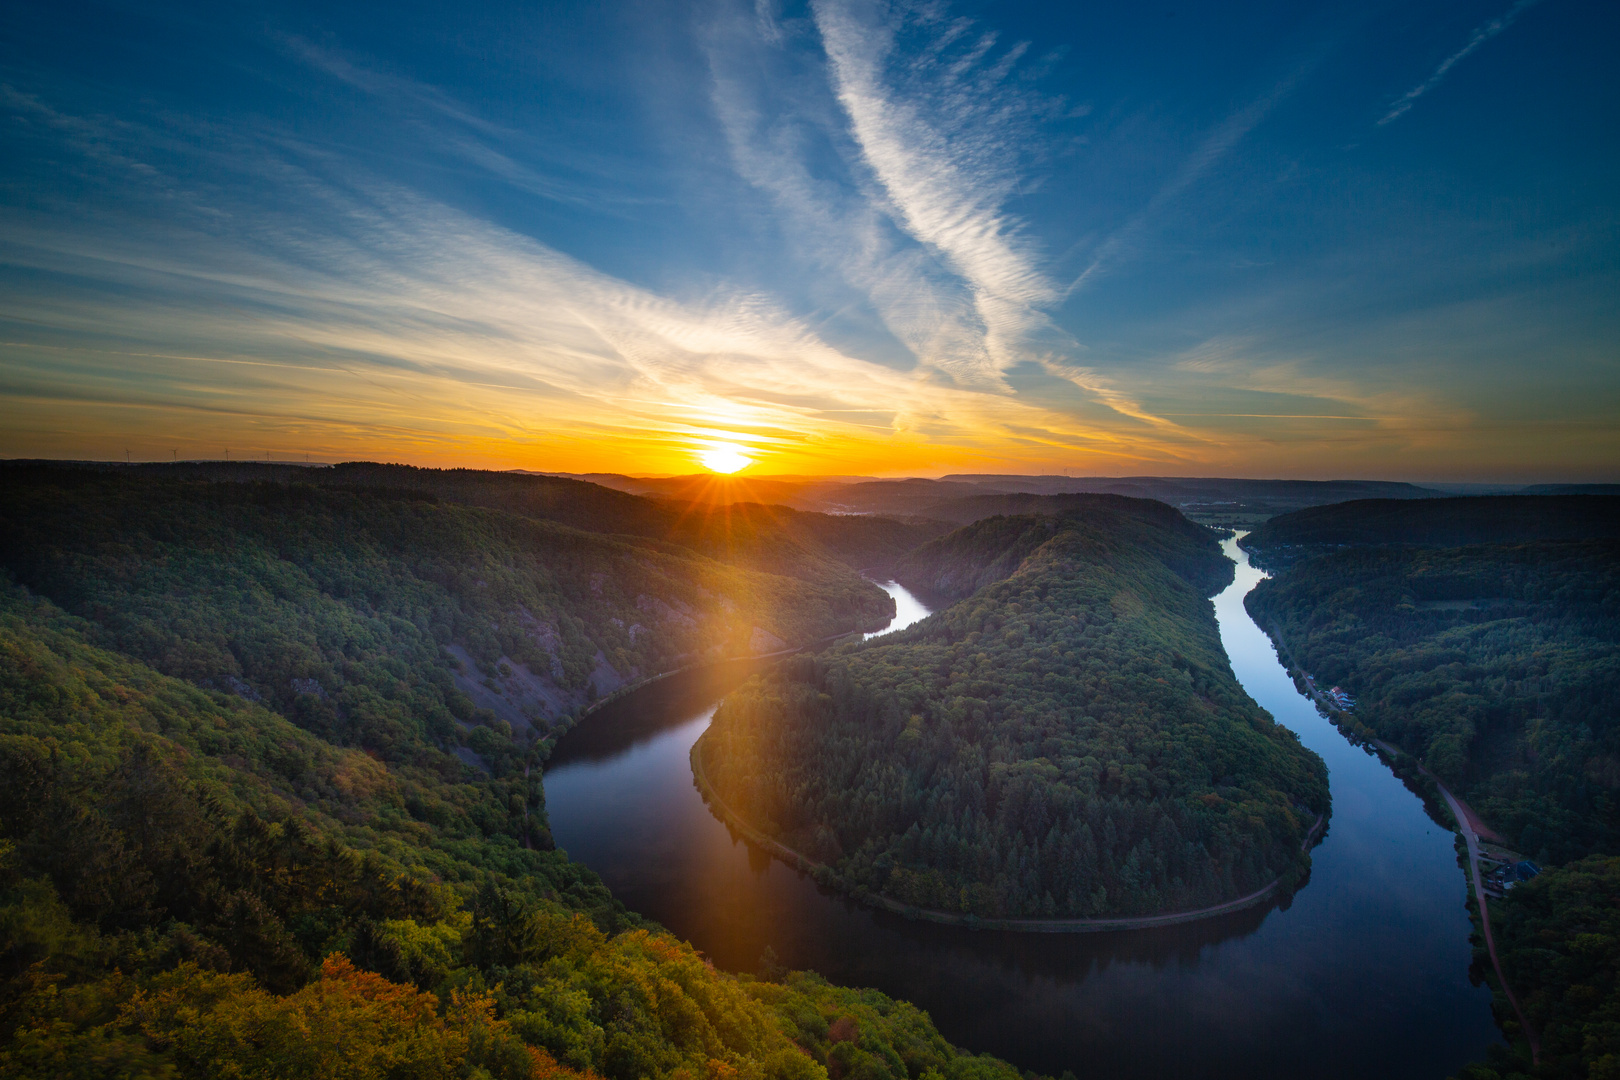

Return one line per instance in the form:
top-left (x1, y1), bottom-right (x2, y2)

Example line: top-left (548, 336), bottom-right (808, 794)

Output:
top-left (1, 0), bottom-right (1616, 480)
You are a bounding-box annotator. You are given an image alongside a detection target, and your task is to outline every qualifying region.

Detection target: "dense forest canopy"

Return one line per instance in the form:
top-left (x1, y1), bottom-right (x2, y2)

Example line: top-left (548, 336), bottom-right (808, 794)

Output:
top-left (1243, 496), bottom-right (1620, 1079)
top-left (0, 465), bottom-right (899, 779)
top-left (57, 460), bottom-right (948, 581)
top-left (0, 580), bottom-right (1031, 1080)
top-left (700, 502), bottom-right (1328, 920)
top-left (1456, 856), bottom-right (1620, 1080)
top-left (1246, 540), bottom-right (1620, 865)
top-left (896, 495), bottom-right (1233, 600)
top-left (1244, 495), bottom-right (1620, 567)
top-left (0, 463), bottom-right (1032, 1079)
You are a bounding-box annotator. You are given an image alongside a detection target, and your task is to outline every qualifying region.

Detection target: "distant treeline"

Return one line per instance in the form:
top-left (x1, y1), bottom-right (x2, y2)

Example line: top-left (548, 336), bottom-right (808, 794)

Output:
top-left (1243, 495), bottom-right (1620, 1079)
top-left (1243, 495), bottom-right (1620, 567)
top-left (701, 501), bottom-right (1328, 920)
top-left (43, 459), bottom-right (949, 580)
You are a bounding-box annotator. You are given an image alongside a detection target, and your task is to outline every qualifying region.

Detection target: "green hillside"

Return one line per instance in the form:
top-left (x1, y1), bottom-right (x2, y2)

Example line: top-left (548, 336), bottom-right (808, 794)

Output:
top-left (698, 503), bottom-right (1328, 920)
top-left (0, 465), bottom-right (896, 783)
top-left (105, 461), bottom-right (948, 581)
top-left (0, 580), bottom-right (1032, 1080)
top-left (1243, 499), bottom-right (1620, 1079)
top-left (1246, 540), bottom-right (1620, 864)
top-left (1243, 495), bottom-right (1620, 568)
top-left (0, 464), bottom-right (1034, 1080)
top-left (1456, 856), bottom-right (1620, 1080)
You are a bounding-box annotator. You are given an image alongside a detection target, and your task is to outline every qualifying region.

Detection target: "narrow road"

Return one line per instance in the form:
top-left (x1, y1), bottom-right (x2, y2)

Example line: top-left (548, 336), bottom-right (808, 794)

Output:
top-left (1368, 738), bottom-right (1541, 1066)
top-left (1247, 615), bottom-right (1537, 1061)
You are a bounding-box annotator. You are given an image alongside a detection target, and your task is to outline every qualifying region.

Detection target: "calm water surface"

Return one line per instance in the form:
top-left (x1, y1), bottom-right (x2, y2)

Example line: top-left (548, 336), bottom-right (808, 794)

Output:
top-left (545, 547), bottom-right (1500, 1078)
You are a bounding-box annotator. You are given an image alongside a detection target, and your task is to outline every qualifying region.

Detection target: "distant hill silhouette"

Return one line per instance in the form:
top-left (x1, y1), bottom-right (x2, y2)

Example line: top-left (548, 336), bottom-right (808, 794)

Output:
top-left (9, 460), bottom-right (943, 579)
top-left (1519, 483), bottom-right (1620, 496)
top-left (1243, 495), bottom-right (1620, 556)
top-left (543, 470), bottom-right (1442, 522)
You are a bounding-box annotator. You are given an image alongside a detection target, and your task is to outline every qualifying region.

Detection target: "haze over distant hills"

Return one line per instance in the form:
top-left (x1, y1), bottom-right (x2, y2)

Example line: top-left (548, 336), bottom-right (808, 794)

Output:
top-left (543, 472), bottom-right (1446, 527)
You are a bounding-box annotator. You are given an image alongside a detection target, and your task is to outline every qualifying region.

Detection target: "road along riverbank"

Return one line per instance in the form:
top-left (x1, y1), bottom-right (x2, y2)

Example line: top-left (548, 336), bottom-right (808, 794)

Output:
top-left (1367, 739), bottom-right (1541, 1065)
top-left (1254, 586), bottom-right (1538, 1063)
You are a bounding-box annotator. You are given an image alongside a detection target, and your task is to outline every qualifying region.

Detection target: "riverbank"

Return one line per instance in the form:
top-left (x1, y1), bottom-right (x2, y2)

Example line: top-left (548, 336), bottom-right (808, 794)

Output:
top-left (689, 729), bottom-right (1324, 933)
top-left (1254, 618), bottom-right (1540, 1064)
top-left (1366, 738), bottom-right (1541, 1066)
top-left (544, 533), bottom-right (1499, 1078)
top-left (541, 622), bottom-right (879, 758)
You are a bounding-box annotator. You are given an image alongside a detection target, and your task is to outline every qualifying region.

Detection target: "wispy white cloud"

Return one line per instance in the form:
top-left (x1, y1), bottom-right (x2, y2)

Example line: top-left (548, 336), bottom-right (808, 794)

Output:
top-left (1378, 0), bottom-right (1541, 126)
top-left (705, 0), bottom-right (1178, 436)
top-left (812, 0), bottom-right (1062, 383)
top-left (705, 10), bottom-right (994, 386)
top-left (0, 86), bottom-right (1188, 471)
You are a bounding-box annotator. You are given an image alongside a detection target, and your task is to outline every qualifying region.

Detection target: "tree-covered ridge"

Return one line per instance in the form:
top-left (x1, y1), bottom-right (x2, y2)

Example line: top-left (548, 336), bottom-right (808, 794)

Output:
top-left (1245, 541), bottom-right (1620, 864)
top-left (700, 508), bottom-right (1329, 920)
top-left (1244, 537), bottom-right (1620, 1080)
top-left (0, 580), bottom-right (1033, 1080)
top-left (1455, 856), bottom-right (1620, 1080)
top-left (0, 466), bottom-right (893, 772)
top-left (299, 462), bottom-right (948, 583)
top-left (1243, 495), bottom-right (1620, 568)
top-left (895, 496), bottom-right (1234, 600)
top-left (95, 460), bottom-right (949, 582)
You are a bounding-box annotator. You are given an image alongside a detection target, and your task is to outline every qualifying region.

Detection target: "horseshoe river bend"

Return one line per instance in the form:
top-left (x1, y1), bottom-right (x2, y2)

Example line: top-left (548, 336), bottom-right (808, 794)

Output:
top-left (544, 536), bottom-right (1501, 1079)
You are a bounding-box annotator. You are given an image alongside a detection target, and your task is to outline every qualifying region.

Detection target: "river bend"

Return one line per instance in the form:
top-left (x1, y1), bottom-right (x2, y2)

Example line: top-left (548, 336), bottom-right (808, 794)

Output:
top-left (545, 545), bottom-right (1500, 1079)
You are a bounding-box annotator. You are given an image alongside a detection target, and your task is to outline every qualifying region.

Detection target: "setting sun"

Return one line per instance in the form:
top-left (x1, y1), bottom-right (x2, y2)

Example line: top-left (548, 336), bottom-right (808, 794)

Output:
top-left (697, 443), bottom-right (753, 474)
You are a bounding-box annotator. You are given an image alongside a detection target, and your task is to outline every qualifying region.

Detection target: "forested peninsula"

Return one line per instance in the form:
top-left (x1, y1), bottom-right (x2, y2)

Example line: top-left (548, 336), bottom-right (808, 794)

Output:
top-left (699, 497), bottom-right (1329, 921)
top-left (1243, 496), bottom-right (1620, 1080)
top-left (0, 462), bottom-right (1029, 1080)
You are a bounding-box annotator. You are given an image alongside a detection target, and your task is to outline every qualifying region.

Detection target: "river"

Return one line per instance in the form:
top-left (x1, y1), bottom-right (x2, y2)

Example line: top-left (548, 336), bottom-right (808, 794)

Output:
top-left (544, 543), bottom-right (1501, 1079)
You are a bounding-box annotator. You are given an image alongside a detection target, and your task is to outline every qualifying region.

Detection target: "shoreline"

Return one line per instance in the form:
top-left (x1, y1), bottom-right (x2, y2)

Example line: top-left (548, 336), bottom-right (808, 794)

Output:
top-left (542, 622), bottom-right (879, 759)
top-left (689, 730), bottom-right (1325, 934)
top-left (1364, 738), bottom-right (1541, 1066)
top-left (1253, 612), bottom-right (1541, 1065)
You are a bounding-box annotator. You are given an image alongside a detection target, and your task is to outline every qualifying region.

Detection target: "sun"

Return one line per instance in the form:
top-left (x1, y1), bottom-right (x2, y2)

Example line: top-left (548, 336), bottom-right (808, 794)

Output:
top-left (698, 443), bottom-right (753, 474)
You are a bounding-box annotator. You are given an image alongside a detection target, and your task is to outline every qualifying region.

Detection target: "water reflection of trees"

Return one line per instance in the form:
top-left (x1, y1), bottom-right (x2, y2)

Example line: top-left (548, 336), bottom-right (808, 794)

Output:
top-left (797, 846), bottom-right (1287, 979)
top-left (556, 659), bottom-right (1302, 984)
top-left (546, 659), bottom-right (769, 767)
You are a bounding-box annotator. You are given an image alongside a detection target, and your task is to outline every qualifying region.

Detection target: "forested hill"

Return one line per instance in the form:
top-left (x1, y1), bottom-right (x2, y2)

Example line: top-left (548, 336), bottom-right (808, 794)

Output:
top-left (895, 495), bottom-right (1232, 599)
top-left (700, 506), bottom-right (1328, 920)
top-left (1247, 540), bottom-right (1620, 862)
top-left (1242, 494), bottom-right (1620, 566)
top-left (1244, 513), bottom-right (1620, 1079)
top-left (0, 558), bottom-right (1033, 1080)
top-left (0, 464), bottom-right (895, 773)
top-left (71, 460), bottom-right (948, 580)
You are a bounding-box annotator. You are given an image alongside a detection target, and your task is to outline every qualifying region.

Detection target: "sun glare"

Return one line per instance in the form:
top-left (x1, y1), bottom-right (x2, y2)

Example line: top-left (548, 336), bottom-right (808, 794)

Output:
top-left (698, 443), bottom-right (753, 474)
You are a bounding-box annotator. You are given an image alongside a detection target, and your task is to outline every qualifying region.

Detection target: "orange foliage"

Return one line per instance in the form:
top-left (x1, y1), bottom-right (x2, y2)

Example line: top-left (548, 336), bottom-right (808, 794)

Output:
top-left (527, 1044), bottom-right (606, 1080)
top-left (124, 955), bottom-right (464, 1079)
top-left (825, 1017), bottom-right (858, 1045)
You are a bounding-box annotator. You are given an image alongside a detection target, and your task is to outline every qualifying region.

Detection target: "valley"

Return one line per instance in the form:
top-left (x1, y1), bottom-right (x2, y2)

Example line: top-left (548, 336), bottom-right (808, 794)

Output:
top-left (0, 462), bottom-right (1611, 1080)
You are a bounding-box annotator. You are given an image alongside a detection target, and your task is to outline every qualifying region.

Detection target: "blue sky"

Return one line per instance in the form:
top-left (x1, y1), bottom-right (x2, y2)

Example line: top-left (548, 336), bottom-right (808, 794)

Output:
top-left (1, 0), bottom-right (1615, 478)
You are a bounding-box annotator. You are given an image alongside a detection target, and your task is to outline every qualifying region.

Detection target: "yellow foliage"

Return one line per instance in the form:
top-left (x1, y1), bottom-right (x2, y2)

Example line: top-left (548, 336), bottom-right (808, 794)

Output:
top-left (124, 955), bottom-right (465, 1079)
